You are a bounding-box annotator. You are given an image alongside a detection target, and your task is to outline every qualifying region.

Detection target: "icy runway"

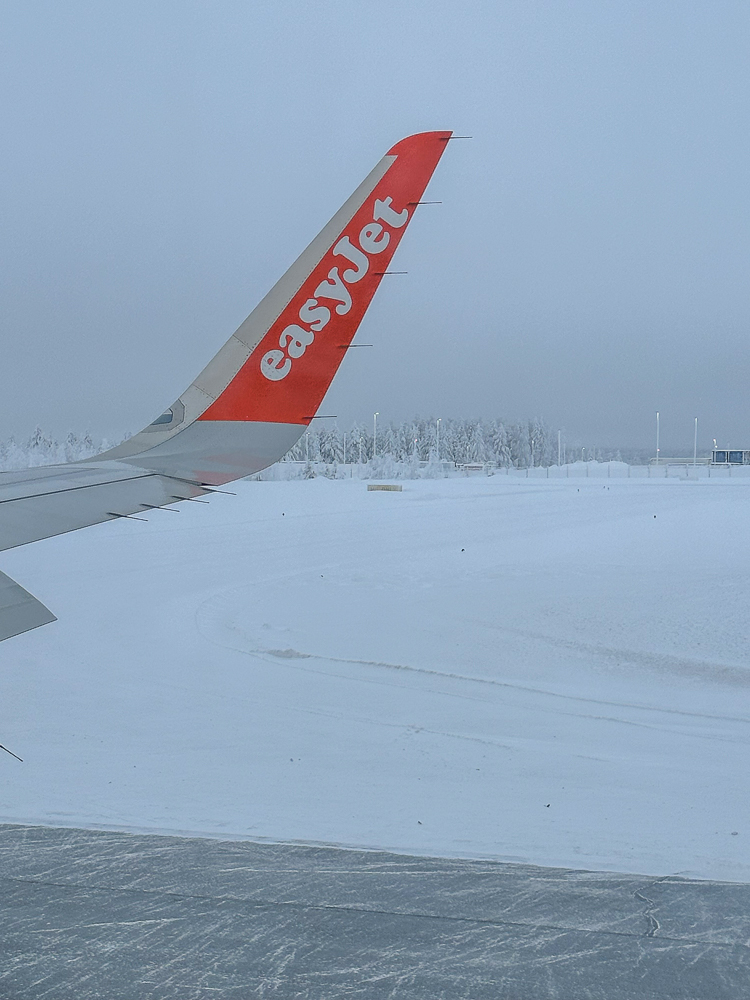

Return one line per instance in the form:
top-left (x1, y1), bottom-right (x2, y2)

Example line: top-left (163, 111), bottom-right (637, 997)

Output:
top-left (1, 475), bottom-right (749, 881)
top-left (3, 824), bottom-right (749, 999)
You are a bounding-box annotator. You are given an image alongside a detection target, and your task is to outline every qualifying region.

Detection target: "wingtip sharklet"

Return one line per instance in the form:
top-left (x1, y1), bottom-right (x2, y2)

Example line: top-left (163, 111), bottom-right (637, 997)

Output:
top-left (99, 130), bottom-right (452, 484)
top-left (195, 128), bottom-right (452, 427)
top-left (0, 132), bottom-right (453, 640)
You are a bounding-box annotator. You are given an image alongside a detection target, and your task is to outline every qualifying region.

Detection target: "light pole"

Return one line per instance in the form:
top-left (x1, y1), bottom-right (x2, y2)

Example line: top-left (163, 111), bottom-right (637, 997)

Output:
top-left (558, 430), bottom-right (561, 467)
top-left (693, 418), bottom-right (698, 467)
top-left (373, 412), bottom-right (379, 458)
top-left (436, 418), bottom-right (441, 461)
top-left (656, 411), bottom-right (660, 465)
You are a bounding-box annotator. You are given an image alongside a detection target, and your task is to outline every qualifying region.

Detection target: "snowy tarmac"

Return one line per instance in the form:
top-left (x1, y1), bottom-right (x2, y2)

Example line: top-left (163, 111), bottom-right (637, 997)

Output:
top-left (2, 823), bottom-right (749, 999)
top-left (1, 475), bottom-right (749, 882)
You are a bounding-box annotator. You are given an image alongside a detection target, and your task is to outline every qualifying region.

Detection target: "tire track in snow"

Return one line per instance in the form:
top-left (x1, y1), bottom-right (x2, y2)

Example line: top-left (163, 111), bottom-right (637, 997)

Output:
top-left (197, 592), bottom-right (750, 735)
top-left (475, 619), bottom-right (750, 690)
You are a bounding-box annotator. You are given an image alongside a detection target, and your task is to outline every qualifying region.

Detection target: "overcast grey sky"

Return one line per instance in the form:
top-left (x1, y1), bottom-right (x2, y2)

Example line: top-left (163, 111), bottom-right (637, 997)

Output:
top-left (1, 1), bottom-right (748, 451)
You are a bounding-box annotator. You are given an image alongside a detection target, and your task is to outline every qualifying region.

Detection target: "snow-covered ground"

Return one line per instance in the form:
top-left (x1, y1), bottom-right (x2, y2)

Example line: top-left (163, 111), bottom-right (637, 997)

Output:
top-left (1, 476), bottom-right (749, 882)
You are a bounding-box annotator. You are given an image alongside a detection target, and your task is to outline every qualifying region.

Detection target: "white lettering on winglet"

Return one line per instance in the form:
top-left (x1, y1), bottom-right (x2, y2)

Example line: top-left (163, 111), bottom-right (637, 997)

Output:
top-left (314, 267), bottom-right (352, 315)
top-left (260, 194), bottom-right (409, 381)
top-left (373, 197), bottom-right (408, 228)
top-left (260, 349), bottom-right (292, 381)
top-left (332, 237), bottom-right (369, 282)
top-left (298, 299), bottom-right (331, 331)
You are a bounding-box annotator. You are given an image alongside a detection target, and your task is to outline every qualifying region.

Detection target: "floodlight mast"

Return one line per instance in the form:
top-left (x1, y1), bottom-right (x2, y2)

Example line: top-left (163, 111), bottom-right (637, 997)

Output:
top-left (694, 418), bottom-right (698, 466)
top-left (656, 412), bottom-right (660, 466)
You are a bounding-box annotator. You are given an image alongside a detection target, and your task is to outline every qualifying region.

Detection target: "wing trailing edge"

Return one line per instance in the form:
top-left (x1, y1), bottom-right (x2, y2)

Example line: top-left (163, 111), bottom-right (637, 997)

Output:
top-left (0, 570), bottom-right (56, 642)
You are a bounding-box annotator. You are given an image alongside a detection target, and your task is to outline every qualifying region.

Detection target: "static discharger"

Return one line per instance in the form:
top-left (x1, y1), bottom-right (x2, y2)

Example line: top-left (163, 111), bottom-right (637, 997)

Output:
top-left (367, 484), bottom-right (403, 492)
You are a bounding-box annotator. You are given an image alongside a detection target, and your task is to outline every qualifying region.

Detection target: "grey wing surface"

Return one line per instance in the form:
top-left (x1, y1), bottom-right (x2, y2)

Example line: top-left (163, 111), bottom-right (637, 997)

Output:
top-left (0, 464), bottom-right (210, 641)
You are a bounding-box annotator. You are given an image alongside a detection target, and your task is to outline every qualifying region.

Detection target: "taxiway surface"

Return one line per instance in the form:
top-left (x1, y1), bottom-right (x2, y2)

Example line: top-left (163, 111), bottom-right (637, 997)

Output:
top-left (2, 824), bottom-right (748, 999)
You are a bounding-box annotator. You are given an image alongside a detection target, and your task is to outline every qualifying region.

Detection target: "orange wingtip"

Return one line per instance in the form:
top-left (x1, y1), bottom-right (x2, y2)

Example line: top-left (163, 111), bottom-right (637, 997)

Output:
top-left (199, 132), bottom-right (452, 425)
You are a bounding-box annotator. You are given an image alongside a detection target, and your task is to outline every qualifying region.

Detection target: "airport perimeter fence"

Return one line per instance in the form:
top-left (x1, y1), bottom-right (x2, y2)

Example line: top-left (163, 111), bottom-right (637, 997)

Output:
top-left (258, 460), bottom-right (750, 481)
top-left (499, 462), bottom-right (750, 480)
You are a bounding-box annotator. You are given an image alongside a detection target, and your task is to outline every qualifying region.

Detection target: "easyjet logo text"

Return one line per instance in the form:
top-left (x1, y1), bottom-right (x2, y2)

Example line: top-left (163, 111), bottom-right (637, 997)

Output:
top-left (260, 197), bottom-right (408, 382)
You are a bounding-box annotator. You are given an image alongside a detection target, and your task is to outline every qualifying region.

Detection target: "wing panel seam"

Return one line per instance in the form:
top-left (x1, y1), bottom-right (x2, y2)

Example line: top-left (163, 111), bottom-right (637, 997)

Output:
top-left (0, 472), bottom-right (160, 506)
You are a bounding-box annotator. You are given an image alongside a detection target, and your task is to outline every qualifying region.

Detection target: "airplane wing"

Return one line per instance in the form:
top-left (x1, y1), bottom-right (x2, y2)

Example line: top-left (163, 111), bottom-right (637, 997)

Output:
top-left (0, 130), bottom-right (452, 641)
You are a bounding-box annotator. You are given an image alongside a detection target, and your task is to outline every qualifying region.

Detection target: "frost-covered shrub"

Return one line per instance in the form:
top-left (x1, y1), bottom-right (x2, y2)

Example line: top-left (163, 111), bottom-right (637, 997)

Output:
top-left (0, 428), bottom-right (114, 471)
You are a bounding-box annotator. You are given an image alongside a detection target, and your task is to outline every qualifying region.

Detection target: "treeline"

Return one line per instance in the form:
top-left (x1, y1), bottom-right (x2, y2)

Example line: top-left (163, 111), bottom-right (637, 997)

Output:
top-left (0, 420), bottom-right (647, 473)
top-left (0, 428), bottom-right (109, 471)
top-left (285, 417), bottom-right (562, 467)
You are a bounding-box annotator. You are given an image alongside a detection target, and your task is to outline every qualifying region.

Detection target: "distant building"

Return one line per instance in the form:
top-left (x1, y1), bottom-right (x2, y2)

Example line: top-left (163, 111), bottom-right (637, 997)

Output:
top-left (711, 449), bottom-right (750, 465)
